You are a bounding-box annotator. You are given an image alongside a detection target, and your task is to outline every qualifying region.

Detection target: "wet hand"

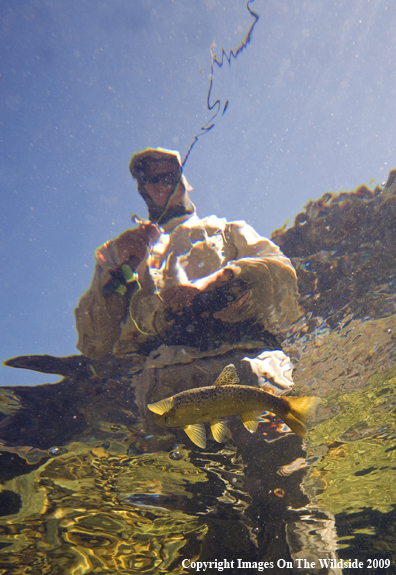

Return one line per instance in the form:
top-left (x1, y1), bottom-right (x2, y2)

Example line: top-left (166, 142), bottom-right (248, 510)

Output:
top-left (114, 223), bottom-right (161, 265)
top-left (201, 265), bottom-right (239, 290)
top-left (161, 285), bottom-right (200, 312)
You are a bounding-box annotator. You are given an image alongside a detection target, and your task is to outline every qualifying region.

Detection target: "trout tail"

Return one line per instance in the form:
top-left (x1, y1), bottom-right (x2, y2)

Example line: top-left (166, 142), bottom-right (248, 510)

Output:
top-left (282, 396), bottom-right (321, 439)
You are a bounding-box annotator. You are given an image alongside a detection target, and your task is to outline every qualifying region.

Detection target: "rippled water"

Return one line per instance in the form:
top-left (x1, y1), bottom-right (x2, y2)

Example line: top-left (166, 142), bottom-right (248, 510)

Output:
top-left (2, 172), bottom-right (396, 574)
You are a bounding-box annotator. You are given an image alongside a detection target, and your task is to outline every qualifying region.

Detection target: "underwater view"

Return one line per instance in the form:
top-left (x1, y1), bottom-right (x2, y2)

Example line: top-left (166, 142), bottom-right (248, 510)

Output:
top-left (2, 1), bottom-right (396, 573)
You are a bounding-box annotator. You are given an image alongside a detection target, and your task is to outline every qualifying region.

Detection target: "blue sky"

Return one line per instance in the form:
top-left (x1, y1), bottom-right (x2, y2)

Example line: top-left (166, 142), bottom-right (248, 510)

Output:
top-left (1, 0), bottom-right (396, 385)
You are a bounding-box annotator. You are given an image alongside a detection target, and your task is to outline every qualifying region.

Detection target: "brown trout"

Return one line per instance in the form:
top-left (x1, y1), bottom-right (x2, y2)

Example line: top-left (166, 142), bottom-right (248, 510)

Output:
top-left (147, 364), bottom-right (320, 448)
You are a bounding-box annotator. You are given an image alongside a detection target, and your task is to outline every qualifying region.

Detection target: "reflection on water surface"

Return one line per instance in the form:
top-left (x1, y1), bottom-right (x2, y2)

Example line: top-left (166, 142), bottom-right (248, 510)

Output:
top-left (2, 171), bottom-right (396, 573)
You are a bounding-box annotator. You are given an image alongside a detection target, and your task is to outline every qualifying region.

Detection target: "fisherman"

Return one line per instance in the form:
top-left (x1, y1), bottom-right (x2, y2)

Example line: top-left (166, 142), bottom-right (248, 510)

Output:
top-left (75, 147), bottom-right (301, 421)
top-left (5, 148), bottom-right (335, 569)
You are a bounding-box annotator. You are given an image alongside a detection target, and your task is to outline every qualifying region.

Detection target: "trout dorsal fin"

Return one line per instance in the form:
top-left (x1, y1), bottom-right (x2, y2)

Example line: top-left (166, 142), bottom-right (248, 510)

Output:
top-left (239, 410), bottom-right (262, 433)
top-left (210, 419), bottom-right (229, 443)
top-left (184, 423), bottom-right (206, 448)
top-left (213, 364), bottom-right (239, 387)
top-left (147, 397), bottom-right (173, 415)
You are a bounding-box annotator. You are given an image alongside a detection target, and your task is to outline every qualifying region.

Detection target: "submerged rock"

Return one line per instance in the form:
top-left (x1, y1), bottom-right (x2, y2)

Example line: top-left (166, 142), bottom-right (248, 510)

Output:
top-left (272, 169), bottom-right (396, 327)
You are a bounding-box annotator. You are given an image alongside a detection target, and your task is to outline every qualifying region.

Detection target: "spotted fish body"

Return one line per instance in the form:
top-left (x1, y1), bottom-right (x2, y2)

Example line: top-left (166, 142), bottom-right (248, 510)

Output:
top-left (147, 364), bottom-right (320, 448)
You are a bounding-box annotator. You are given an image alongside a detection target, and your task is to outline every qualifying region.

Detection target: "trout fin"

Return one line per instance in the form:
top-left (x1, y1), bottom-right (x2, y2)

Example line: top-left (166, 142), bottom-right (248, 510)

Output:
top-left (282, 396), bottom-right (321, 439)
top-left (147, 397), bottom-right (173, 415)
top-left (239, 410), bottom-right (262, 433)
top-left (213, 364), bottom-right (240, 387)
top-left (210, 419), bottom-right (229, 443)
top-left (184, 423), bottom-right (207, 448)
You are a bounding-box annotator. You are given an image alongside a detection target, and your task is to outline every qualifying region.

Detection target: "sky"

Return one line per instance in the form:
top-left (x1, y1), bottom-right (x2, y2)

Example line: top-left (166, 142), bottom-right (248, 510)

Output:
top-left (1, 0), bottom-right (396, 386)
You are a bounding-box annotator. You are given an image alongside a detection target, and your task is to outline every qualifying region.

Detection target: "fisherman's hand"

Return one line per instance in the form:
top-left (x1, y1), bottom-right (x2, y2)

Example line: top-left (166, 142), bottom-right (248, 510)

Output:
top-left (197, 263), bottom-right (240, 291)
top-left (209, 262), bottom-right (256, 322)
top-left (114, 223), bottom-right (161, 266)
top-left (213, 261), bottom-right (276, 323)
top-left (161, 285), bottom-right (200, 312)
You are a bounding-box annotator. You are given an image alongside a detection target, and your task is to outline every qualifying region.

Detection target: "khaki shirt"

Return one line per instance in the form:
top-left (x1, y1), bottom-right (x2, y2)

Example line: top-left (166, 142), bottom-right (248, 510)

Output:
top-left (75, 212), bottom-right (300, 361)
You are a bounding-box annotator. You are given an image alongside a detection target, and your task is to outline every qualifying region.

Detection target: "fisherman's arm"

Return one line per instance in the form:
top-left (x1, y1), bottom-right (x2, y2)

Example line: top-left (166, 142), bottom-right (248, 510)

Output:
top-left (226, 220), bottom-right (297, 275)
top-left (215, 220), bottom-right (300, 325)
top-left (95, 222), bottom-right (160, 291)
top-left (185, 221), bottom-right (300, 327)
top-left (74, 223), bottom-right (160, 358)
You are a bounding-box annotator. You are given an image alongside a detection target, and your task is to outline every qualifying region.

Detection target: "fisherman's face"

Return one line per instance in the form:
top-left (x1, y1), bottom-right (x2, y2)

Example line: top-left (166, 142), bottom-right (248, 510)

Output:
top-left (142, 159), bottom-right (185, 207)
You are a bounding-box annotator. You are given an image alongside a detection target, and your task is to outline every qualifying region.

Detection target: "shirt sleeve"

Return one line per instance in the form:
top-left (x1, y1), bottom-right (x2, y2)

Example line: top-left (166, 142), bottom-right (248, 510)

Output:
top-left (227, 220), bottom-right (297, 276)
top-left (74, 233), bottom-right (143, 359)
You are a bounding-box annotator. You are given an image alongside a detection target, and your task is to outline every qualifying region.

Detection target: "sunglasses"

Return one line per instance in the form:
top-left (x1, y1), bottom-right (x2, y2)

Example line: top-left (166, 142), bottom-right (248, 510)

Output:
top-left (134, 164), bottom-right (181, 186)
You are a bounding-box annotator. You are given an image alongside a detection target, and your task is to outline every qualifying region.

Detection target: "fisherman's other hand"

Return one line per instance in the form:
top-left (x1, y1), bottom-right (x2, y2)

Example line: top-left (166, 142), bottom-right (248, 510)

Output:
top-left (210, 262), bottom-right (259, 322)
top-left (198, 264), bottom-right (239, 291)
top-left (114, 223), bottom-right (161, 265)
top-left (161, 285), bottom-right (200, 312)
top-left (160, 268), bottom-right (238, 315)
top-left (213, 261), bottom-right (271, 323)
